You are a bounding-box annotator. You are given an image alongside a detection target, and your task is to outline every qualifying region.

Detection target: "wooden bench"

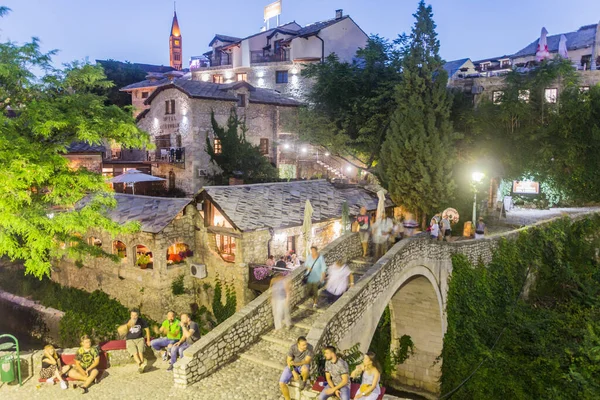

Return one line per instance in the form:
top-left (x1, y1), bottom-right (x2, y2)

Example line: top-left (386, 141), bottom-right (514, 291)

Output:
top-left (311, 376), bottom-right (386, 400)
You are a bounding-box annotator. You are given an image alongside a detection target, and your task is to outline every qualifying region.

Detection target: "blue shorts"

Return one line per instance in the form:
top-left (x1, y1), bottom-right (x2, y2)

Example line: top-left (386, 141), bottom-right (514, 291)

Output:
top-left (318, 384), bottom-right (350, 400)
top-left (279, 365), bottom-right (309, 383)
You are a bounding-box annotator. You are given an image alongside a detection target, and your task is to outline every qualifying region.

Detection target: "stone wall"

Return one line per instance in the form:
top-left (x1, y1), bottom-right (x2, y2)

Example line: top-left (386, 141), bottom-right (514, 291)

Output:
top-left (172, 232), bottom-right (362, 388)
top-left (63, 154), bottom-right (102, 174)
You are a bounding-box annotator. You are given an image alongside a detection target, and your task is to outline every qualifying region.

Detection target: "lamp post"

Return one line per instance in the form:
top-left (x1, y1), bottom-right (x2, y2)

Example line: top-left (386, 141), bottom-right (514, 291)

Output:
top-left (471, 172), bottom-right (485, 224)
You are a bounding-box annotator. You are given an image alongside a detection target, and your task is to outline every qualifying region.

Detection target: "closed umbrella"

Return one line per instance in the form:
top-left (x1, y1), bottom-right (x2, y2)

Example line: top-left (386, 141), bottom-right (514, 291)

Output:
top-left (302, 199), bottom-right (314, 259)
top-left (536, 27), bottom-right (551, 62)
top-left (376, 190), bottom-right (386, 222)
top-left (341, 201), bottom-right (350, 234)
top-left (109, 169), bottom-right (165, 195)
top-left (558, 34), bottom-right (568, 59)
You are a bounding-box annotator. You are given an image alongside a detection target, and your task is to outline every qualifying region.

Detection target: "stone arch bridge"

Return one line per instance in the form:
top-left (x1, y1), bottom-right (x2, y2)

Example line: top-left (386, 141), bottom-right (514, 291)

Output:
top-left (173, 213), bottom-right (593, 398)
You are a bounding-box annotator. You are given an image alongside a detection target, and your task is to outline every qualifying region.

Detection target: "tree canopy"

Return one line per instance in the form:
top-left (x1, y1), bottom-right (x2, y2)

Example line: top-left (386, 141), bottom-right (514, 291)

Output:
top-left (205, 109), bottom-right (278, 183)
top-left (0, 8), bottom-right (150, 277)
top-left (297, 35), bottom-right (401, 168)
top-left (96, 59), bottom-right (147, 108)
top-left (378, 0), bottom-right (459, 220)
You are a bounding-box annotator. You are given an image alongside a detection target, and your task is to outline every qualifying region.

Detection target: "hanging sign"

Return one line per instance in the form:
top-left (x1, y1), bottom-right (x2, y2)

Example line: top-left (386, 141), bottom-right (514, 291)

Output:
top-left (512, 181), bottom-right (539, 195)
top-left (264, 0), bottom-right (282, 21)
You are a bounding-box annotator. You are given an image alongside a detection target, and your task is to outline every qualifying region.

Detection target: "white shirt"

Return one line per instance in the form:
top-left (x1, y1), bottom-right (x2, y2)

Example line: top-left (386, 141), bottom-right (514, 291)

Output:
top-left (326, 265), bottom-right (351, 296)
top-left (431, 223), bottom-right (440, 236)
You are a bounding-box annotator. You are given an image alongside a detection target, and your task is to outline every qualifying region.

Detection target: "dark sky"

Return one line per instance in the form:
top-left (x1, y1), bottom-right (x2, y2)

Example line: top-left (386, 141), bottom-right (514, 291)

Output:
top-left (2, 0), bottom-right (599, 68)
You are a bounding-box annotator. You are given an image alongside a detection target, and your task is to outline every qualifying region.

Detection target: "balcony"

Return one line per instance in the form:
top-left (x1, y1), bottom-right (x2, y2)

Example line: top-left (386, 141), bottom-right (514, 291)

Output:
top-left (146, 147), bottom-right (185, 164)
top-left (190, 55), bottom-right (232, 70)
top-left (250, 51), bottom-right (290, 64)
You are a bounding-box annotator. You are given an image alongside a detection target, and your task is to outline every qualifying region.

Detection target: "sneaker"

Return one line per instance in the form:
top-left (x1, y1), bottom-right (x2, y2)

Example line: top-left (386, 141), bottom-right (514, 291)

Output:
top-left (46, 377), bottom-right (55, 384)
top-left (60, 381), bottom-right (68, 390)
top-left (166, 365), bottom-right (173, 372)
top-left (81, 386), bottom-right (89, 394)
top-left (141, 359), bottom-right (148, 372)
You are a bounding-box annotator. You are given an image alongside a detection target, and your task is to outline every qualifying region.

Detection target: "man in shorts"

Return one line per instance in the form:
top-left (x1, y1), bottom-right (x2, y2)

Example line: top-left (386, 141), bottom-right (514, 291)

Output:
top-left (119, 309), bottom-right (150, 373)
top-left (67, 335), bottom-right (100, 394)
top-left (279, 336), bottom-right (314, 400)
top-left (320, 346), bottom-right (350, 400)
top-left (356, 206), bottom-right (371, 257)
top-left (304, 246), bottom-right (327, 308)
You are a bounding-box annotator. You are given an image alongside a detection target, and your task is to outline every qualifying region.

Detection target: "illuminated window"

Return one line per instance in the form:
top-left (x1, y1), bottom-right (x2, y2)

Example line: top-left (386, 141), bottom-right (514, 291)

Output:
top-left (214, 139), bottom-right (222, 154)
top-left (167, 243), bottom-right (192, 266)
top-left (213, 74), bottom-right (224, 84)
top-left (113, 241), bottom-right (127, 259)
top-left (215, 234), bottom-right (236, 262)
top-left (518, 90), bottom-right (530, 103)
top-left (141, 91), bottom-right (149, 99)
top-left (236, 73), bottom-right (247, 82)
top-left (492, 91), bottom-right (504, 104)
top-left (135, 244), bottom-right (153, 269)
top-left (165, 99), bottom-right (176, 115)
top-left (544, 88), bottom-right (558, 103)
top-left (237, 94), bottom-right (246, 107)
top-left (174, 40), bottom-right (180, 46)
top-left (259, 138), bottom-right (269, 155)
top-left (276, 71), bottom-right (288, 84)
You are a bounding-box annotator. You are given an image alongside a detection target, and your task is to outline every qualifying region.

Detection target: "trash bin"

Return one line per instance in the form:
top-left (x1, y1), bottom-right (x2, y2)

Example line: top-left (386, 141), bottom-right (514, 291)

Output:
top-left (0, 354), bottom-right (15, 383)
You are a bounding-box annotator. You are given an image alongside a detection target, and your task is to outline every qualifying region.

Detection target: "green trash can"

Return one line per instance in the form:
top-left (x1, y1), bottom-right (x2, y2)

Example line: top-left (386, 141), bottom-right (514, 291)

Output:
top-left (0, 355), bottom-right (15, 383)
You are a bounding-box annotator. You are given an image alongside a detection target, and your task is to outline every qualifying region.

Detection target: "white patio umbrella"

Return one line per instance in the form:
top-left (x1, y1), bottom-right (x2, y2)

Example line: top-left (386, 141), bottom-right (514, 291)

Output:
top-left (109, 169), bottom-right (165, 195)
top-left (558, 34), bottom-right (568, 59)
top-left (302, 199), bottom-right (314, 260)
top-left (536, 27), bottom-right (551, 62)
top-left (376, 190), bottom-right (386, 222)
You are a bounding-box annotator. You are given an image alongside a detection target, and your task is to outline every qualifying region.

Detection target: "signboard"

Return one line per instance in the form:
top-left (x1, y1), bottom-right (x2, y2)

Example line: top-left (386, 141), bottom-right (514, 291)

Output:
top-left (512, 181), bottom-right (539, 195)
top-left (264, 0), bottom-right (282, 21)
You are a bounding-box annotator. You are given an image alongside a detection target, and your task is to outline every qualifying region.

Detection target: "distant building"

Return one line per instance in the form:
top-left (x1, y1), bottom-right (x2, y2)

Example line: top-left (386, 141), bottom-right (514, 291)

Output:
top-left (473, 55), bottom-right (512, 77)
top-left (443, 58), bottom-right (477, 80)
top-left (189, 9), bottom-right (368, 99)
top-left (169, 10), bottom-right (183, 70)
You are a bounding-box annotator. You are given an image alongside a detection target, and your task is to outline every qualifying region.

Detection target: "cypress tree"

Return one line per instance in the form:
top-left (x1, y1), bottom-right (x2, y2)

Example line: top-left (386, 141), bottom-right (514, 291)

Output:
top-left (379, 1), bottom-right (458, 222)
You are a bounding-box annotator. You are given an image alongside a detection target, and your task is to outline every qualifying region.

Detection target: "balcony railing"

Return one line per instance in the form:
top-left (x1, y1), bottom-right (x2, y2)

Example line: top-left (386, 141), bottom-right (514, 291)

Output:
top-left (146, 147), bottom-right (185, 164)
top-left (250, 51), bottom-right (290, 64)
top-left (190, 55), bottom-right (232, 70)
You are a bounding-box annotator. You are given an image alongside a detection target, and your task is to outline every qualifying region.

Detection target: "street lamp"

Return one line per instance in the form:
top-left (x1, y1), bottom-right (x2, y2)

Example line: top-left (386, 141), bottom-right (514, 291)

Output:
top-left (471, 172), bottom-right (485, 224)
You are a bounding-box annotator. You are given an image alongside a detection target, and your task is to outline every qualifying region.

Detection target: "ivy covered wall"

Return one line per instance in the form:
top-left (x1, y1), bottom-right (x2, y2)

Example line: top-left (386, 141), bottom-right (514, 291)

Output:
top-left (441, 215), bottom-right (600, 399)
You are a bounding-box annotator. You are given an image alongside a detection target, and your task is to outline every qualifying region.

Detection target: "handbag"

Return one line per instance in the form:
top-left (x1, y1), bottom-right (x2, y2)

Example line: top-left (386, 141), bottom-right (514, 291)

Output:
top-left (302, 257), bottom-right (320, 285)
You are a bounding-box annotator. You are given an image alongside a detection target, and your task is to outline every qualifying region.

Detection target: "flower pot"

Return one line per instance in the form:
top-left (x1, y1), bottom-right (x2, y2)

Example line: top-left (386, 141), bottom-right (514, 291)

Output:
top-left (139, 263), bottom-right (148, 270)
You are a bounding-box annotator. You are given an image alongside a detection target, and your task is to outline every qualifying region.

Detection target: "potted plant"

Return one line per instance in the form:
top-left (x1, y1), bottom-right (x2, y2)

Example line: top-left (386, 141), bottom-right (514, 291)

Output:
top-left (136, 254), bottom-right (151, 269)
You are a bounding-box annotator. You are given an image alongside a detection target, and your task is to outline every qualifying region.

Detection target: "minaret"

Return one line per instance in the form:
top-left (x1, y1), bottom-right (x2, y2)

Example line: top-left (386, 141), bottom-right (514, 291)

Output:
top-left (169, 5), bottom-right (182, 70)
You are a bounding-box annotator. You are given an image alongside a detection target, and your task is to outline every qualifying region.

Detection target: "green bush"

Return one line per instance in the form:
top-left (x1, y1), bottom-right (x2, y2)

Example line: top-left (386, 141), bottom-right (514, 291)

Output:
top-left (441, 215), bottom-right (600, 399)
top-left (171, 273), bottom-right (185, 296)
top-left (0, 268), bottom-right (155, 347)
top-left (212, 276), bottom-right (237, 324)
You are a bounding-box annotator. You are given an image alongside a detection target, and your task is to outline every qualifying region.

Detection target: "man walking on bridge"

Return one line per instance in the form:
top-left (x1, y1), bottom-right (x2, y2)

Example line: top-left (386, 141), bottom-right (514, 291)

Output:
top-left (279, 336), bottom-right (314, 400)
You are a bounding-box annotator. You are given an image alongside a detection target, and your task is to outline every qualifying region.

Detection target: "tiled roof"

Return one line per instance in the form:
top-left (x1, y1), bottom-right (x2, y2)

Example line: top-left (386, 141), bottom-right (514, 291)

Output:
top-left (512, 24), bottom-right (598, 58)
top-left (443, 58), bottom-right (470, 76)
top-left (143, 79), bottom-right (301, 107)
top-left (202, 180), bottom-right (393, 232)
top-left (101, 194), bottom-right (193, 234)
top-left (209, 34), bottom-right (243, 46)
top-left (67, 142), bottom-right (106, 153)
top-left (120, 77), bottom-right (171, 91)
top-left (295, 16), bottom-right (350, 37)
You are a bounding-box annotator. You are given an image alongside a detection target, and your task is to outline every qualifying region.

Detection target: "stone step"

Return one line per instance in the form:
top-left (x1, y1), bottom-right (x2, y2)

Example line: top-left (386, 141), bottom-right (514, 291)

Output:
top-left (239, 339), bottom-right (287, 371)
top-left (262, 325), bottom-right (309, 347)
top-left (291, 307), bottom-right (321, 329)
top-left (297, 303), bottom-right (325, 314)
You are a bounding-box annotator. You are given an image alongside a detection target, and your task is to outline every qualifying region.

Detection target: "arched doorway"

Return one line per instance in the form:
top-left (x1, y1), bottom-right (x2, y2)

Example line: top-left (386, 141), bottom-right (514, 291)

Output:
top-left (388, 275), bottom-right (443, 394)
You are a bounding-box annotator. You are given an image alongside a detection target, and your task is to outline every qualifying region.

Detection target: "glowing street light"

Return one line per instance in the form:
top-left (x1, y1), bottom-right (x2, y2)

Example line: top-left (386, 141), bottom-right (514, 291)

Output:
top-left (284, 143), bottom-right (290, 150)
top-left (324, 152), bottom-right (330, 157)
top-left (471, 171), bottom-right (485, 225)
top-left (345, 166), bottom-right (352, 173)
top-left (301, 147), bottom-right (308, 153)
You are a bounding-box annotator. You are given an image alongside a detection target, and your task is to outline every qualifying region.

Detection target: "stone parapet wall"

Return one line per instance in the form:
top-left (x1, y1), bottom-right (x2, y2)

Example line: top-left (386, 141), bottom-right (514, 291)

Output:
top-left (173, 232), bottom-right (362, 388)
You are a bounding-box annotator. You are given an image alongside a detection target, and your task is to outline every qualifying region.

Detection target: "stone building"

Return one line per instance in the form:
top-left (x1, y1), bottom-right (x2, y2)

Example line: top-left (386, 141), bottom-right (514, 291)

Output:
top-left (189, 9), bottom-right (368, 100)
top-left (52, 181), bottom-right (393, 320)
top-left (133, 79), bottom-right (301, 195)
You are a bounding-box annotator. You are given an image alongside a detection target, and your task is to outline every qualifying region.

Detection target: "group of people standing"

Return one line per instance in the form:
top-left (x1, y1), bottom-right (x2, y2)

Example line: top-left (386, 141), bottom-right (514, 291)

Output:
top-left (279, 336), bottom-right (382, 400)
top-left (356, 206), bottom-right (404, 259)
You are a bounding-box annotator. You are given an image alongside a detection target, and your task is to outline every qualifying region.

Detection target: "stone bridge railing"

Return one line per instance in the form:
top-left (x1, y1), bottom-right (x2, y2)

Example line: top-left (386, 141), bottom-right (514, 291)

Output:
top-left (173, 232), bottom-right (363, 388)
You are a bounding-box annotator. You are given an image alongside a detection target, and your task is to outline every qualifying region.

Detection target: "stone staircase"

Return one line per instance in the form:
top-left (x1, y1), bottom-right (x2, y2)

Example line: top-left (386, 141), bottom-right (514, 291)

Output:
top-left (190, 259), bottom-right (374, 400)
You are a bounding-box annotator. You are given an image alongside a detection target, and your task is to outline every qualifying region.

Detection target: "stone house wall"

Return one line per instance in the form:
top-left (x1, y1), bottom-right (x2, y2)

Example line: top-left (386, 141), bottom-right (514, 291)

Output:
top-left (63, 154), bottom-right (103, 174)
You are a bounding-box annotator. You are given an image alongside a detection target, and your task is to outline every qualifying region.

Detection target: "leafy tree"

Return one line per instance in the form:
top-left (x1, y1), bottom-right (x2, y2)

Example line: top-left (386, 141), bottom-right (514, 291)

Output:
top-left (297, 36), bottom-right (401, 168)
top-left (378, 1), bottom-right (459, 222)
top-left (206, 108), bottom-right (278, 183)
top-left (0, 8), bottom-right (150, 278)
top-left (96, 59), bottom-right (147, 108)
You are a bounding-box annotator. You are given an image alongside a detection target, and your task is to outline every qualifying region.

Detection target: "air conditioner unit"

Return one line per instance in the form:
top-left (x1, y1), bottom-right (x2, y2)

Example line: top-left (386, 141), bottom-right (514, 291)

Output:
top-left (197, 168), bottom-right (209, 177)
top-left (190, 263), bottom-right (207, 279)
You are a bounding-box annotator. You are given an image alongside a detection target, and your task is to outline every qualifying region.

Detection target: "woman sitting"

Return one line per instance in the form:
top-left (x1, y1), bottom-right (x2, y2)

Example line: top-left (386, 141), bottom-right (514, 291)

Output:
top-left (40, 344), bottom-right (71, 389)
top-left (350, 352), bottom-right (382, 400)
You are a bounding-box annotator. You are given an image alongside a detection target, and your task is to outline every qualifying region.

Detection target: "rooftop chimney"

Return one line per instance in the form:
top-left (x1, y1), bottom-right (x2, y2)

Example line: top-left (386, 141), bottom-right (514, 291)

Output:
top-left (335, 9), bottom-right (343, 20)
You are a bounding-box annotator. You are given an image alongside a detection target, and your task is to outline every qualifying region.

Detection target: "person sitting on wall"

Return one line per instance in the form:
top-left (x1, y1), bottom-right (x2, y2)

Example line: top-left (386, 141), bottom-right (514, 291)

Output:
top-left (67, 335), bottom-right (100, 394)
top-left (150, 311), bottom-right (181, 362)
top-left (279, 336), bottom-right (314, 400)
top-left (319, 346), bottom-right (350, 400)
top-left (166, 313), bottom-right (200, 372)
top-left (40, 344), bottom-right (71, 390)
top-left (118, 309), bottom-right (151, 373)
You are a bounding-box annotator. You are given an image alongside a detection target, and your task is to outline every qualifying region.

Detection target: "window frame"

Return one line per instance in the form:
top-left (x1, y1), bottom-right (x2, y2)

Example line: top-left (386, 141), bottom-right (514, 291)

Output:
top-left (213, 74), bottom-right (224, 84)
top-left (259, 138), bottom-right (269, 155)
top-left (544, 88), bottom-right (558, 104)
top-left (236, 73), bottom-right (247, 82)
top-left (237, 94), bottom-right (246, 107)
top-left (141, 91), bottom-right (149, 99)
top-left (215, 234), bottom-right (236, 262)
top-left (214, 138), bottom-right (222, 154)
top-left (276, 70), bottom-right (288, 84)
